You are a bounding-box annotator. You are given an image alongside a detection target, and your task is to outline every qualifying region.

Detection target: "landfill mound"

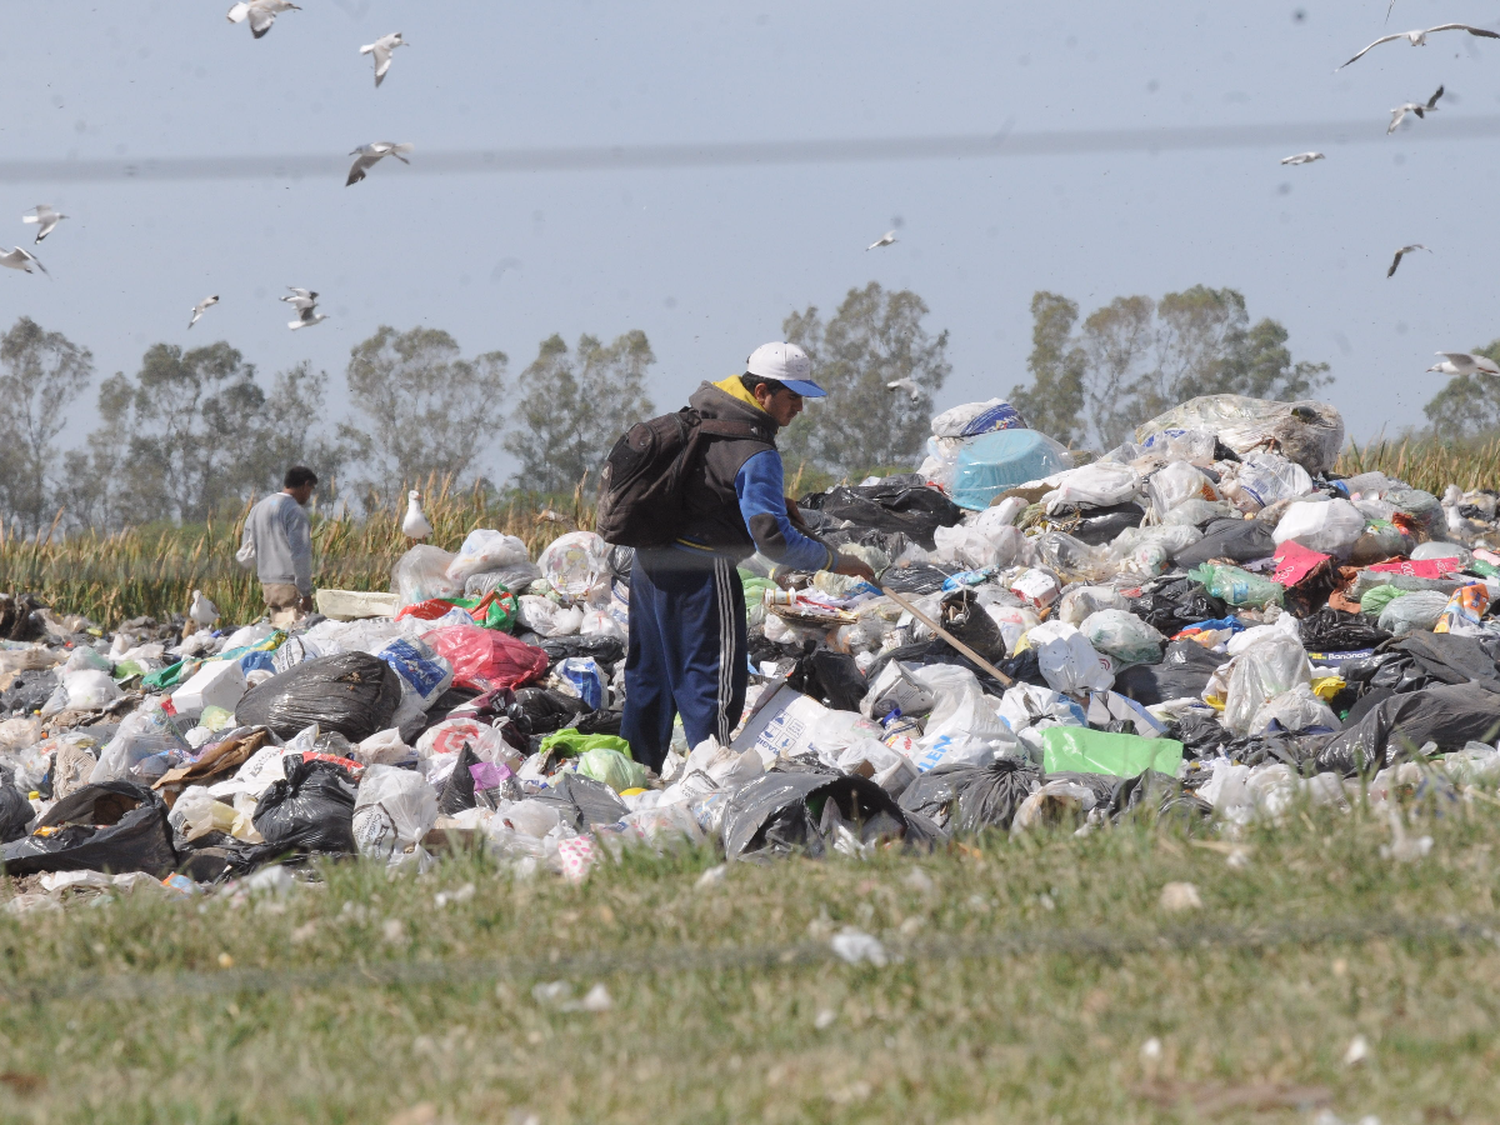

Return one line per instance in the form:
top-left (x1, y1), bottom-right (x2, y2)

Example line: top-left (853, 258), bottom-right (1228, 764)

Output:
top-left (5, 391), bottom-right (1500, 896)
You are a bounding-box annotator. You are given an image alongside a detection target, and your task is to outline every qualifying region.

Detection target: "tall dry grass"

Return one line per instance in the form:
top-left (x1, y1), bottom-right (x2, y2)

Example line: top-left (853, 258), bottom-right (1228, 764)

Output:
top-left (0, 476), bottom-right (596, 628)
top-left (1334, 434), bottom-right (1500, 495)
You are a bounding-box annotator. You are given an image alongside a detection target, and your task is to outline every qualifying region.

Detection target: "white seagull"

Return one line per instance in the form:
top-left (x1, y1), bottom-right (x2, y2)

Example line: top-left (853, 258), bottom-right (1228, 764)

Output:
top-left (0, 247), bottom-right (47, 276)
top-left (1428, 352), bottom-right (1500, 377)
top-left (189, 589), bottom-right (220, 630)
top-left (360, 32), bottom-right (407, 88)
top-left (21, 205), bottom-right (66, 243)
top-left (226, 0), bottom-right (301, 39)
top-left (188, 295), bottom-right (220, 328)
top-left (289, 303), bottom-right (328, 331)
top-left (1386, 244), bottom-right (1430, 278)
top-left (886, 378), bottom-right (923, 402)
top-left (346, 142), bottom-right (413, 186)
top-left (1337, 24), bottom-right (1499, 70)
top-left (1280, 152), bottom-right (1325, 165)
top-left (1389, 86), bottom-right (1443, 134)
top-left (402, 490), bottom-right (432, 540)
top-left (866, 230), bottom-right (898, 251)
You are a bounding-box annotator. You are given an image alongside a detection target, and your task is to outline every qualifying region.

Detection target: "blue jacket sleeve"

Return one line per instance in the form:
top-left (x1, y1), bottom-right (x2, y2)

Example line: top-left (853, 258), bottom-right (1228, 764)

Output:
top-left (735, 450), bottom-right (836, 571)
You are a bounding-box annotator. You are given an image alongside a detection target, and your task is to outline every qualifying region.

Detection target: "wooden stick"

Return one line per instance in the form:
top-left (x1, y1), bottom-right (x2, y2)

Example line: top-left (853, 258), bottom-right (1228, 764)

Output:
top-left (880, 585), bottom-right (1015, 688)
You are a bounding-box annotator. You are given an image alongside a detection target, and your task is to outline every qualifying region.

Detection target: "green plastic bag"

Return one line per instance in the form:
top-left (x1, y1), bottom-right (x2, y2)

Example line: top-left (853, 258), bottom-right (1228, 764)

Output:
top-left (1358, 583), bottom-right (1410, 617)
top-left (576, 747), bottom-right (648, 792)
top-left (1040, 727), bottom-right (1184, 778)
top-left (142, 660), bottom-right (194, 692)
top-left (539, 727), bottom-right (634, 760)
top-left (1188, 563), bottom-right (1283, 609)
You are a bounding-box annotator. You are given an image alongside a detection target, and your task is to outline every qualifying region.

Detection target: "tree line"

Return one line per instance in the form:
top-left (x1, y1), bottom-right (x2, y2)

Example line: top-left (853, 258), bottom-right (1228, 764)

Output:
top-left (15, 280), bottom-right (1476, 538)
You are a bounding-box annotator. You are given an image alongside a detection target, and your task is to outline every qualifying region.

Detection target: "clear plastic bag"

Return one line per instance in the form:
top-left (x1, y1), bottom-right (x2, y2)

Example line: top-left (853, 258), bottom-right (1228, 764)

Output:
top-left (1220, 452), bottom-right (1313, 512)
top-left (1147, 461), bottom-right (1220, 518)
top-left (1057, 585), bottom-right (1131, 626)
top-left (1222, 633), bottom-right (1312, 736)
top-left (1272, 498), bottom-right (1367, 559)
top-left (1080, 609), bottom-right (1164, 667)
top-left (352, 764), bottom-right (439, 869)
top-left (391, 545), bottom-right (462, 609)
top-left (1377, 589), bottom-right (1453, 636)
top-left (445, 529), bottom-right (531, 586)
top-left (538, 531), bottom-right (610, 601)
top-left (1136, 394), bottom-right (1344, 476)
top-left (1042, 462), bottom-right (1142, 512)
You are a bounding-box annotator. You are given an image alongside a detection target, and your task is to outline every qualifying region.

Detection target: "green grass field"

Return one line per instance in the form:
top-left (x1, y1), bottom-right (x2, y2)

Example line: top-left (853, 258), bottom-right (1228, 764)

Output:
top-left (4, 793), bottom-right (1499, 1124)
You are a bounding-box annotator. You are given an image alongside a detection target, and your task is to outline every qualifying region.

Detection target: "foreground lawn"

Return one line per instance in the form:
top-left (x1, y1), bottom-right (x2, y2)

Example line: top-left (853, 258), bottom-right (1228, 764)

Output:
top-left (3, 796), bottom-right (1499, 1124)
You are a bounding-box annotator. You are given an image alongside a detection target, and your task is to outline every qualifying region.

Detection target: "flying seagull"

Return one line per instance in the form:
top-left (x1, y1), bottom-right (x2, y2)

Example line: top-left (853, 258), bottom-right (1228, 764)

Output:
top-left (867, 230), bottom-right (897, 251)
top-left (1428, 351), bottom-right (1500, 377)
top-left (360, 32), bottom-right (407, 88)
top-left (188, 295), bottom-right (220, 328)
top-left (226, 0), bottom-right (301, 39)
top-left (886, 378), bottom-right (922, 402)
top-left (289, 302), bottom-right (328, 330)
top-left (1386, 244), bottom-right (1430, 277)
top-left (346, 141), bottom-right (413, 186)
top-left (1389, 86), bottom-right (1443, 134)
top-left (21, 205), bottom-right (66, 243)
top-left (0, 247), bottom-right (47, 276)
top-left (1337, 24), bottom-right (1499, 70)
top-left (1280, 152), bottom-right (1325, 165)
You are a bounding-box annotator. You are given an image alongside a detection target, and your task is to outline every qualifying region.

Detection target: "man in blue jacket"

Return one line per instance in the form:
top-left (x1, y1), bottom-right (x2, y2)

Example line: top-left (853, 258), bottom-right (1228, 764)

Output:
top-left (620, 342), bottom-right (876, 772)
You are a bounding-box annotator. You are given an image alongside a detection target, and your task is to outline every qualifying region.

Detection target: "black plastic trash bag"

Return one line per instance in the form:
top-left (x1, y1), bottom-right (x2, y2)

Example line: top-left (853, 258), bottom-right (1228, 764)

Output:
top-left (1316, 682), bottom-right (1500, 775)
top-left (507, 686), bottom-right (593, 737)
top-left (880, 562), bottom-right (957, 595)
top-left (0, 593), bottom-right (47, 643)
top-left (252, 755), bottom-right (358, 857)
top-left (1114, 641), bottom-right (1223, 706)
top-left (1, 668), bottom-right (57, 715)
top-left (897, 758), bottom-right (1043, 835)
top-left (0, 769), bottom-right (33, 844)
top-left (940, 588), bottom-right (1008, 662)
top-left (1, 781), bottom-right (177, 877)
top-left (1128, 576), bottom-right (1230, 636)
top-left (785, 649), bottom-right (867, 713)
top-left (864, 640), bottom-right (1017, 697)
top-left (1172, 518), bottom-right (1277, 570)
top-left (723, 766), bottom-right (926, 859)
top-left (530, 634), bottom-right (626, 669)
top-left (1108, 769), bottom-right (1213, 822)
top-left (1053, 502), bottom-right (1147, 546)
top-left (1300, 607), bottom-right (1392, 653)
top-left (798, 481), bottom-right (963, 550)
top-left (236, 652), bottom-right (403, 742)
top-left (531, 772), bottom-right (628, 831)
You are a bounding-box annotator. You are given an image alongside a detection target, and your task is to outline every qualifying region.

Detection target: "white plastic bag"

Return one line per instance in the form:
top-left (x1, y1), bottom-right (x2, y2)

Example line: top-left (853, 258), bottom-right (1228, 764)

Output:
top-left (1025, 621), bottom-right (1114, 694)
top-left (1043, 462), bottom-right (1142, 512)
top-left (353, 764), bottom-right (439, 869)
top-left (1057, 586), bottom-right (1130, 626)
top-left (1147, 461), bottom-right (1220, 518)
top-left (42, 668), bottom-right (122, 717)
top-left (932, 523), bottom-right (1023, 570)
top-left (1272, 498), bottom-right (1367, 560)
top-left (445, 529), bottom-right (531, 586)
top-left (517, 595), bottom-right (583, 637)
top-left (392, 545), bottom-right (462, 608)
top-left (89, 708), bottom-right (189, 784)
top-left (1249, 684), bottom-right (1339, 735)
top-left (1220, 452), bottom-right (1314, 512)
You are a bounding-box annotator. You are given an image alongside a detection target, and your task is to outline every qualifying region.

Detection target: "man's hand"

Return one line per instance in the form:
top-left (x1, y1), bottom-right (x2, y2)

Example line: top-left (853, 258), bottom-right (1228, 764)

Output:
top-left (299, 594), bottom-right (315, 613)
top-left (785, 495), bottom-right (813, 535)
top-left (832, 551), bottom-right (877, 583)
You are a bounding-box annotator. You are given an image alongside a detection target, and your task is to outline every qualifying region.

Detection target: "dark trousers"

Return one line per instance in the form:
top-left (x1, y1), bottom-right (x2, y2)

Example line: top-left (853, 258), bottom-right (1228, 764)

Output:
top-left (620, 549), bottom-right (748, 772)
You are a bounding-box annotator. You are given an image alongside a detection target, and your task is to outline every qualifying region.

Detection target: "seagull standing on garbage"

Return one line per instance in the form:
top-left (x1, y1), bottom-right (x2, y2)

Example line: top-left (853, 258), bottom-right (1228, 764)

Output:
top-left (189, 589), bottom-right (220, 631)
top-left (360, 32), bottom-right (407, 87)
top-left (1280, 152), bottom-right (1325, 165)
top-left (403, 490), bottom-right (433, 540)
top-left (1386, 244), bottom-right (1430, 277)
top-left (226, 0), bottom-right (301, 39)
top-left (1337, 24), bottom-right (1500, 69)
top-left (1389, 86), bottom-right (1443, 134)
top-left (188, 295), bottom-right (220, 328)
top-left (0, 247), bottom-right (47, 276)
top-left (1428, 352), bottom-right (1500, 377)
top-left (21, 205), bottom-right (66, 243)
top-left (346, 142), bottom-right (414, 186)
top-left (866, 230), bottom-right (897, 251)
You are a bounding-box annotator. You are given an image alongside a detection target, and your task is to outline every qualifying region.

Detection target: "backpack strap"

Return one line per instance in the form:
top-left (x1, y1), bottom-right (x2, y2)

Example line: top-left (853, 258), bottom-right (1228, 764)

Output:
top-left (696, 419), bottom-right (774, 444)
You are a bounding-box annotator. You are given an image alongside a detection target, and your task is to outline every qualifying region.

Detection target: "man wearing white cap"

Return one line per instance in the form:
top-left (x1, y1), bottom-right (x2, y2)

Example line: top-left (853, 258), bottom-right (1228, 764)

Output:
top-left (620, 341), bottom-right (877, 772)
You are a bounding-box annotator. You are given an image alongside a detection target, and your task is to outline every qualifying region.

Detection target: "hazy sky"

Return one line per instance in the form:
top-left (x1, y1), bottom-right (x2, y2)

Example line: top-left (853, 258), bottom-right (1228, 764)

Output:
top-left (4, 1), bottom-right (1498, 481)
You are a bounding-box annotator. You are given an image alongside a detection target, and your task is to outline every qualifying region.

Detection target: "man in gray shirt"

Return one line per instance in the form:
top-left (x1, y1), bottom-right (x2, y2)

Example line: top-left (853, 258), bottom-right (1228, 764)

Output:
top-left (239, 466), bottom-right (317, 626)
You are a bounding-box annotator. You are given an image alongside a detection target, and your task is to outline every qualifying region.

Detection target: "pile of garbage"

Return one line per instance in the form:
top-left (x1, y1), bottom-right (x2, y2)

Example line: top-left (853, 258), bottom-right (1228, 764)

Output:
top-left (5, 391), bottom-right (1500, 891)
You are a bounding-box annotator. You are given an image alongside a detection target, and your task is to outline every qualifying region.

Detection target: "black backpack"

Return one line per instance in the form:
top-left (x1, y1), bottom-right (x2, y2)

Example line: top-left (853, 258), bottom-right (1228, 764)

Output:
top-left (596, 408), bottom-right (767, 548)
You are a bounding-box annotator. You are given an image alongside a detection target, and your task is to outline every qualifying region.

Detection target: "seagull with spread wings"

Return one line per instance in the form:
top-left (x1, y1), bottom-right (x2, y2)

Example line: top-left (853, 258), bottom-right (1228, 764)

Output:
top-left (1337, 24), bottom-right (1499, 70)
top-left (1281, 152), bottom-right (1325, 165)
top-left (1428, 352), bottom-right (1500, 377)
top-left (226, 0), bottom-right (301, 39)
top-left (21, 205), bottom-right (66, 243)
top-left (360, 33), bottom-right (407, 88)
top-left (188, 295), bottom-right (220, 328)
top-left (346, 142), bottom-right (414, 186)
top-left (1389, 86), bottom-right (1443, 133)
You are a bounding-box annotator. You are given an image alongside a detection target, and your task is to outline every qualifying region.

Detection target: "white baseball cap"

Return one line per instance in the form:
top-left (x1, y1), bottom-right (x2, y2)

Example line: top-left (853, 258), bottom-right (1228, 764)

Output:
top-left (745, 341), bottom-right (826, 397)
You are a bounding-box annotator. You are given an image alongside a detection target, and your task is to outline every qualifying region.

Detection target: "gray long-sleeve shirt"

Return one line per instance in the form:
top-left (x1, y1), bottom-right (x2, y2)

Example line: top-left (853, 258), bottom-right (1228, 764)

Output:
top-left (243, 492), bottom-right (313, 595)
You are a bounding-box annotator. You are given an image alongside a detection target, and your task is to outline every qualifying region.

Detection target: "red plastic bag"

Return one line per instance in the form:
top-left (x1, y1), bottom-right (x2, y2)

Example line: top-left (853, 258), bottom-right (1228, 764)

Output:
top-left (425, 624), bottom-right (548, 693)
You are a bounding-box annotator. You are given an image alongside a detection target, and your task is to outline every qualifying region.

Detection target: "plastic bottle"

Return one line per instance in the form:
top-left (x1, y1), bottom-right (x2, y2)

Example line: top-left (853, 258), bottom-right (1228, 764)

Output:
top-left (1188, 563), bottom-right (1285, 609)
